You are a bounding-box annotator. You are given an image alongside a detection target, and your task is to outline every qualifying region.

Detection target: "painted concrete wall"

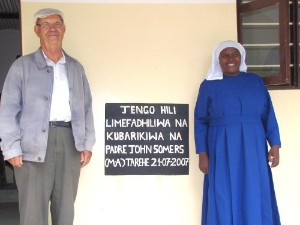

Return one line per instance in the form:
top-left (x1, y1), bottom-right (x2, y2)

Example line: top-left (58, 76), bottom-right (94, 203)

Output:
top-left (16, 1), bottom-right (300, 225)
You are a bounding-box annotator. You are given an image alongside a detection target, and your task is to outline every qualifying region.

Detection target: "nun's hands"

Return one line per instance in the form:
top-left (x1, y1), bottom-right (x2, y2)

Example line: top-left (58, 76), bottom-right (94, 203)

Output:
top-left (199, 152), bottom-right (209, 174)
top-left (268, 145), bottom-right (280, 168)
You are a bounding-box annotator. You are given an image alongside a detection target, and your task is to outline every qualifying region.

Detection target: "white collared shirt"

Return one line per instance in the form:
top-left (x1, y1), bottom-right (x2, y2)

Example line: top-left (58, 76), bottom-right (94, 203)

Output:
top-left (43, 51), bottom-right (71, 122)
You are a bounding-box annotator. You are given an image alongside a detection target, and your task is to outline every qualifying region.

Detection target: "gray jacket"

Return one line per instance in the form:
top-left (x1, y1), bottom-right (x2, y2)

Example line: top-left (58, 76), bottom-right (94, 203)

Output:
top-left (0, 48), bottom-right (96, 162)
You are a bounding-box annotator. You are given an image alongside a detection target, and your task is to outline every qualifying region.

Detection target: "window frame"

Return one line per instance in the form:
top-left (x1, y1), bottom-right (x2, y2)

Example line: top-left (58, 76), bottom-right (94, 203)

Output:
top-left (237, 0), bottom-right (299, 89)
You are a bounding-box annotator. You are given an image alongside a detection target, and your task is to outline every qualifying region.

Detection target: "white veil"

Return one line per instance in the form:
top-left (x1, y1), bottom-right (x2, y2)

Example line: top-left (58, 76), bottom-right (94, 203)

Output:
top-left (205, 40), bottom-right (247, 80)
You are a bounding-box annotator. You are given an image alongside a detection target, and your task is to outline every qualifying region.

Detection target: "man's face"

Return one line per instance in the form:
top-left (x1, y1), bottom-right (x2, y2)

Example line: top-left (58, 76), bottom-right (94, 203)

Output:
top-left (34, 14), bottom-right (65, 47)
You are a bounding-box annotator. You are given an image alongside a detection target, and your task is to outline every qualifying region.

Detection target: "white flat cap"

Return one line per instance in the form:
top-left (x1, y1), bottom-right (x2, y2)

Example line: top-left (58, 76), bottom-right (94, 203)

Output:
top-left (34, 8), bottom-right (64, 23)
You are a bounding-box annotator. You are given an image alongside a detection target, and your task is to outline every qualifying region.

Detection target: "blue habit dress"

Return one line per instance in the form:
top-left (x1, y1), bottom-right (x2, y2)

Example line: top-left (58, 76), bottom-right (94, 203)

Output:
top-left (194, 72), bottom-right (281, 225)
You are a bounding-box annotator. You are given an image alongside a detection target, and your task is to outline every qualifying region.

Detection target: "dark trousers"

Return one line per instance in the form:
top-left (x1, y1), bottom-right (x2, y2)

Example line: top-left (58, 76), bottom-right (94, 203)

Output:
top-left (15, 126), bottom-right (81, 225)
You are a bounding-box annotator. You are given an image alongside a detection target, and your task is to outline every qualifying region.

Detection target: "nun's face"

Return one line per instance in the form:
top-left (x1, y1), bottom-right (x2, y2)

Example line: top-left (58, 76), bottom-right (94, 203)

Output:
top-left (218, 47), bottom-right (241, 76)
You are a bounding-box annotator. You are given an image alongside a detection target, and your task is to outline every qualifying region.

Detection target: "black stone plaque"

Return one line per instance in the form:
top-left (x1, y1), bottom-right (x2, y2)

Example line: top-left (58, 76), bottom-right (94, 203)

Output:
top-left (105, 103), bottom-right (189, 175)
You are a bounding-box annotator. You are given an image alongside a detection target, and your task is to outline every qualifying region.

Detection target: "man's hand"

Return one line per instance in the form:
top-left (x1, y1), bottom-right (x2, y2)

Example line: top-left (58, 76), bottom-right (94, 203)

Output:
top-left (198, 152), bottom-right (209, 174)
top-left (8, 155), bottom-right (23, 168)
top-left (80, 150), bottom-right (92, 167)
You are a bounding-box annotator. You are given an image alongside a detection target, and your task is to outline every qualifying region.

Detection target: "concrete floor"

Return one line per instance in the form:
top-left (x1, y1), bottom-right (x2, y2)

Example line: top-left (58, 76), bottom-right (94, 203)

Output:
top-left (0, 202), bottom-right (19, 225)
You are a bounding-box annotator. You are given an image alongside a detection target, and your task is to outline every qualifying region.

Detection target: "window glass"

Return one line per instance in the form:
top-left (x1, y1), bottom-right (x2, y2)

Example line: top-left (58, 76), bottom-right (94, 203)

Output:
top-left (242, 4), bottom-right (280, 77)
top-left (242, 0), bottom-right (256, 3)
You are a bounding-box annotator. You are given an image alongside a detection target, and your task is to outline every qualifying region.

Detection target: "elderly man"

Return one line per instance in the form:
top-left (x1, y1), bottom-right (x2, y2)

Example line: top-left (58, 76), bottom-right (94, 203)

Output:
top-left (0, 8), bottom-right (95, 225)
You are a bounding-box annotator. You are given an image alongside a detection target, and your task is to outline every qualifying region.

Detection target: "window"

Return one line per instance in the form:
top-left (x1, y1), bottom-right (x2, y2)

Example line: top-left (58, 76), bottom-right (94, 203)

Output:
top-left (237, 0), bottom-right (299, 89)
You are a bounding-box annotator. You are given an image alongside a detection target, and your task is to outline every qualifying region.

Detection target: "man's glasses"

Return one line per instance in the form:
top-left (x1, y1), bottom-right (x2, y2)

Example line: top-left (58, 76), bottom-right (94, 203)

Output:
top-left (36, 22), bottom-right (64, 29)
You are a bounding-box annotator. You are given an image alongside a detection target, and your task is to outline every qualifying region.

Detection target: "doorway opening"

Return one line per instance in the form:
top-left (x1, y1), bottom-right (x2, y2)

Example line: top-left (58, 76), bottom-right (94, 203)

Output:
top-left (0, 0), bottom-right (21, 224)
